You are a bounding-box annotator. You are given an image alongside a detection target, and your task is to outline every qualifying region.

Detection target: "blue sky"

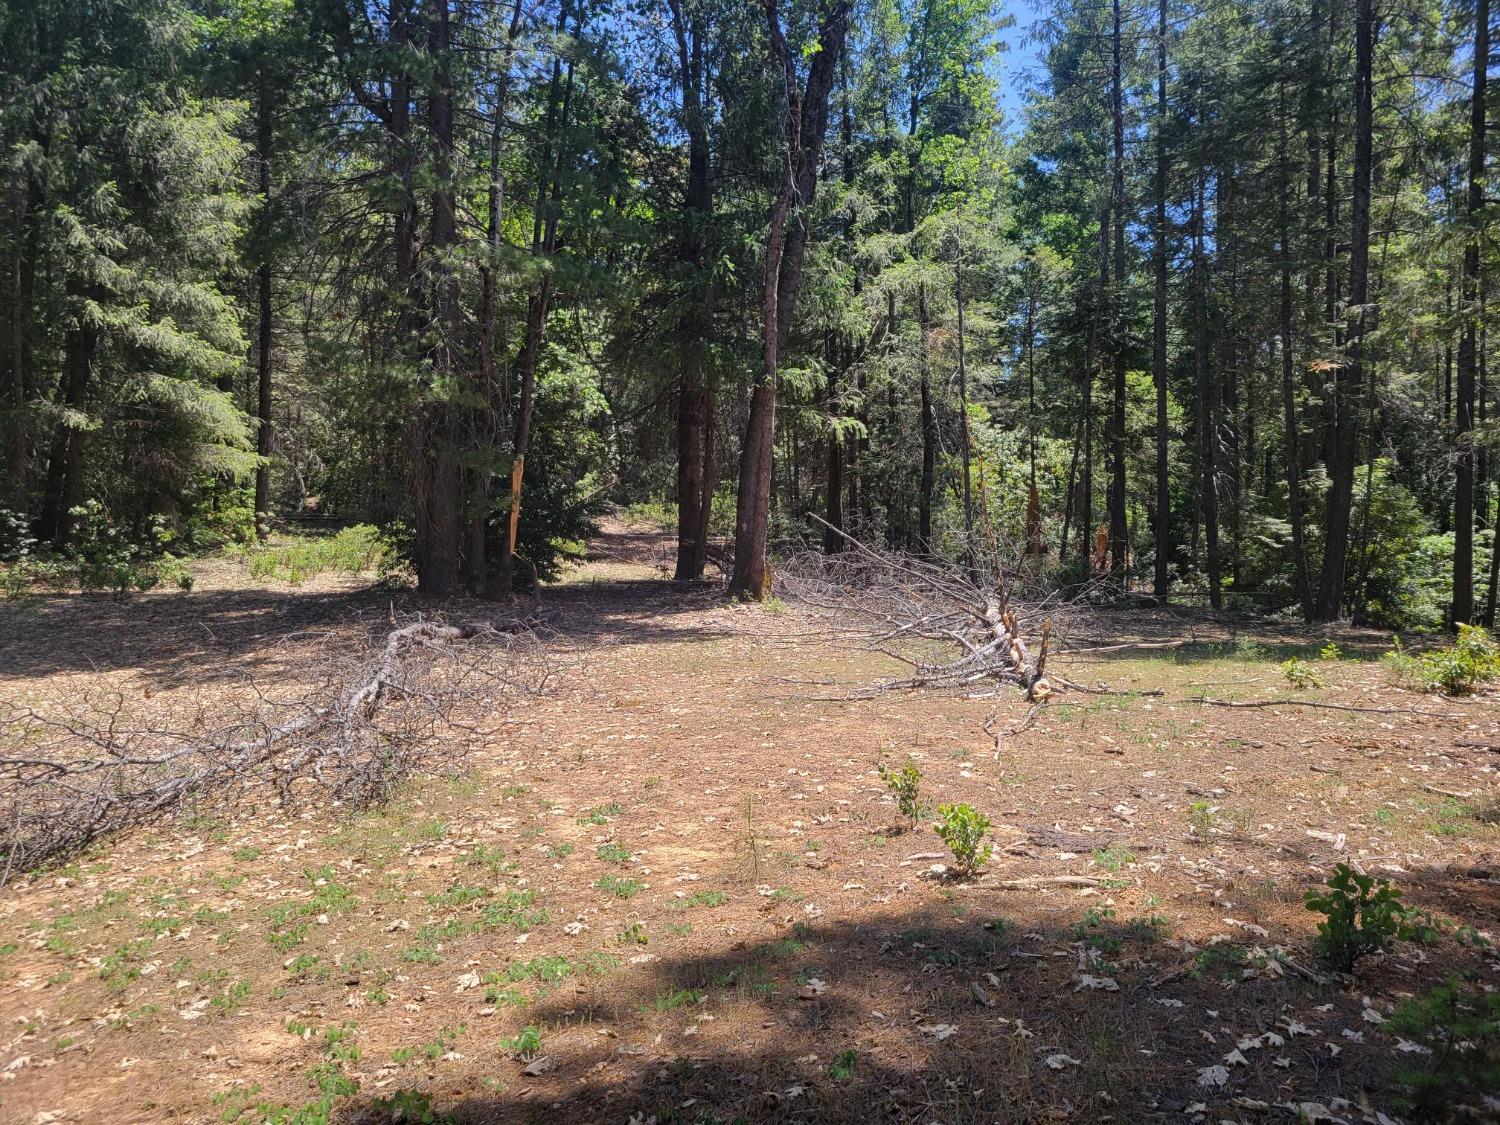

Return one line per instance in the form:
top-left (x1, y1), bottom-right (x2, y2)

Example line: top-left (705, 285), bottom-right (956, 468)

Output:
top-left (995, 0), bottom-right (1047, 131)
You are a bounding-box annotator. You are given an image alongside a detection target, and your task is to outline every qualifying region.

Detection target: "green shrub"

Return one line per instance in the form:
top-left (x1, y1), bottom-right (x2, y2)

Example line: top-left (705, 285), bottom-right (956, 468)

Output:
top-left (1412, 625), bottom-right (1500, 695)
top-left (1281, 657), bottom-right (1323, 689)
top-left (1304, 862), bottom-right (1415, 972)
top-left (934, 803), bottom-right (992, 875)
top-left (877, 759), bottom-right (925, 823)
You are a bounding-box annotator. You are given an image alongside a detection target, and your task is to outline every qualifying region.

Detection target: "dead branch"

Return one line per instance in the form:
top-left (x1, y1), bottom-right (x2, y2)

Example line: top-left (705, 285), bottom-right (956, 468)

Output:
top-left (777, 520), bottom-right (1140, 758)
top-left (0, 610), bottom-right (554, 882)
top-left (1188, 696), bottom-right (1463, 719)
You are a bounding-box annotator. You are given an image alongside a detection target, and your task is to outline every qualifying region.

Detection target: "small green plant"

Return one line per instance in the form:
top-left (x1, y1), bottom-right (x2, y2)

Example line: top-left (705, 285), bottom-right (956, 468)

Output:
top-left (1186, 800), bottom-right (1216, 835)
top-left (1090, 845), bottom-right (1136, 872)
top-left (878, 759), bottom-right (925, 823)
top-left (544, 843), bottom-right (574, 860)
top-left (1319, 642), bottom-right (1343, 661)
top-left (933, 803), bottom-right (992, 875)
top-left (595, 843), bottom-right (632, 865)
top-left (594, 875), bottom-right (643, 899)
top-left (671, 890), bottom-right (729, 910)
top-left (464, 844), bottom-right (508, 873)
top-left (576, 803), bottom-right (623, 826)
top-left (367, 1089), bottom-right (456, 1125)
top-left (1413, 624), bottom-right (1500, 694)
top-left (1305, 862), bottom-right (1416, 973)
top-left (828, 1049), bottom-right (858, 1081)
top-left (499, 1025), bottom-right (542, 1059)
top-left (617, 922), bottom-right (648, 945)
top-left (648, 987), bottom-right (703, 1012)
top-left (1281, 657), bottom-right (1324, 689)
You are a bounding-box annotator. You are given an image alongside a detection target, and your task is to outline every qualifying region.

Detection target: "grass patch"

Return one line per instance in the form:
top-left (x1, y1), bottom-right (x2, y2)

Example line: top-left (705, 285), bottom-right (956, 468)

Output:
top-left (595, 875), bottom-right (644, 899)
top-left (246, 525), bottom-right (390, 585)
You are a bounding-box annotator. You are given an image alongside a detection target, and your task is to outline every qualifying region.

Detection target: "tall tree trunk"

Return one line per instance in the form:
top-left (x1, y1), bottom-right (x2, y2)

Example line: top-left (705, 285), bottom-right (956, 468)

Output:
top-left (1485, 484), bottom-right (1500, 627)
top-left (1278, 73), bottom-right (1313, 617)
top-left (253, 66), bottom-right (275, 541)
top-left (1108, 0), bottom-right (1128, 574)
top-left (730, 0), bottom-right (850, 599)
top-left (48, 321), bottom-right (97, 547)
top-left (1453, 0), bottom-right (1487, 625)
top-left (6, 252), bottom-right (24, 511)
top-left (1193, 171), bottom-right (1221, 608)
top-left (412, 0), bottom-right (462, 595)
top-left (1314, 0), bottom-right (1375, 621)
top-left (494, 2), bottom-right (575, 598)
top-left (1083, 205), bottom-right (1107, 565)
top-left (6, 164), bottom-right (40, 514)
top-left (669, 0), bottom-right (716, 579)
top-left (1152, 0), bottom-right (1170, 598)
top-left (824, 360), bottom-right (844, 554)
top-left (917, 281), bottom-right (935, 554)
top-left (470, 0), bottom-right (524, 591)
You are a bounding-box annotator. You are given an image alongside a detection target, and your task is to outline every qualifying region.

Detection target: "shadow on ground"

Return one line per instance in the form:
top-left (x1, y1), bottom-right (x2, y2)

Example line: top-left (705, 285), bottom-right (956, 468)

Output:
top-left (336, 893), bottom-right (1486, 1125)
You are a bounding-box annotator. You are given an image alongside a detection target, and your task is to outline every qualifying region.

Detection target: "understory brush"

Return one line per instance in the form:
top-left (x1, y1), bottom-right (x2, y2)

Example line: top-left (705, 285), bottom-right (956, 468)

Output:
top-left (1384, 626), bottom-right (1500, 695)
top-left (245, 524), bottom-right (391, 585)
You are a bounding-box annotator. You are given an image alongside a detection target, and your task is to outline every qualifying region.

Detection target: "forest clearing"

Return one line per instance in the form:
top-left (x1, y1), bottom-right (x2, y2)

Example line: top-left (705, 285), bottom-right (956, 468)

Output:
top-left (0, 521), bottom-right (1496, 1124)
top-left (7, 0), bottom-right (1500, 1118)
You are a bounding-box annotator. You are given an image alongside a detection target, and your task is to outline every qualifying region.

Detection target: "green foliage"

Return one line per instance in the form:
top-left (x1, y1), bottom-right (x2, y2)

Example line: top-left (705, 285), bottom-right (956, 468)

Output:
top-left (1280, 657), bottom-right (1324, 689)
top-left (595, 843), bottom-right (631, 865)
top-left (933, 803), bottom-right (992, 875)
top-left (593, 875), bottom-right (643, 899)
top-left (498, 1026), bottom-right (542, 1059)
top-left (246, 525), bottom-right (390, 585)
top-left (366, 1089), bottom-right (456, 1125)
top-left (1403, 625), bottom-right (1500, 695)
top-left (1387, 976), bottom-right (1500, 1116)
top-left (1186, 800), bottom-right (1216, 834)
top-left (877, 759), bottom-right (925, 822)
top-left (1304, 863), bottom-right (1415, 973)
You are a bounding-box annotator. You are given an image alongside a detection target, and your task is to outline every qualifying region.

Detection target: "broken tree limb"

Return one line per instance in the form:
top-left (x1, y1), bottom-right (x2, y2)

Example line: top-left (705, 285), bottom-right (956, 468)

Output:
top-left (1188, 696), bottom-right (1463, 719)
top-left (0, 612), bottom-right (553, 881)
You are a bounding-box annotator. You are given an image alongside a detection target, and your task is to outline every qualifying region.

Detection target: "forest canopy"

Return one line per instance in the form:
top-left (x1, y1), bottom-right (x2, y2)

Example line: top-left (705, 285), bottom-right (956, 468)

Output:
top-left (1, 0), bottom-right (1497, 629)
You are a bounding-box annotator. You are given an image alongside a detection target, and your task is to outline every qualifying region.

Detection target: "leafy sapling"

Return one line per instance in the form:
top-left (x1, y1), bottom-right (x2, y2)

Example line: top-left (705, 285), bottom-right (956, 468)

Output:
top-left (1305, 862), bottom-right (1414, 973)
top-left (878, 759), bottom-right (925, 824)
top-left (934, 803), bottom-right (992, 876)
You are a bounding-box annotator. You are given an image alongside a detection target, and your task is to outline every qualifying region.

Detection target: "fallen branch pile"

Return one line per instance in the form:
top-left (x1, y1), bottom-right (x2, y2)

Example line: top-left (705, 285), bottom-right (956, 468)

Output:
top-left (779, 526), bottom-right (1115, 748)
top-left (0, 611), bottom-right (554, 882)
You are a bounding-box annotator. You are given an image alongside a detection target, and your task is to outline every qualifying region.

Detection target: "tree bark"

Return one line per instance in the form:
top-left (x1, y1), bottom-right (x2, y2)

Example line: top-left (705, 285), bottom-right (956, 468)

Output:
top-left (730, 0), bottom-right (850, 599)
top-left (470, 0), bottom-right (524, 591)
top-left (1152, 0), bottom-right (1170, 597)
top-left (253, 66), bottom-right (275, 541)
top-left (1278, 72), bottom-right (1313, 617)
top-left (1453, 0), bottom-right (1487, 626)
top-left (1313, 0), bottom-right (1375, 621)
top-left (411, 0), bottom-right (463, 595)
top-left (1193, 170), bottom-right (1221, 609)
top-left (1108, 0), bottom-right (1129, 574)
top-left (669, 0), bottom-right (717, 580)
top-left (494, 1), bottom-right (576, 598)
top-left (917, 281), bottom-right (936, 554)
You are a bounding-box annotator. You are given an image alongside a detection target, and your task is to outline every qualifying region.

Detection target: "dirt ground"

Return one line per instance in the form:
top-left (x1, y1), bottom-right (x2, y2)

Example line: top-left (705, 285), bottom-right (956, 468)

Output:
top-left (1, 520), bottom-right (1497, 1125)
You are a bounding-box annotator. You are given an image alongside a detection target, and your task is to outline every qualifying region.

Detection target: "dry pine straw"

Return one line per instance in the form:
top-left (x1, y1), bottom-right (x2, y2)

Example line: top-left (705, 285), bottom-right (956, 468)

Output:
top-left (0, 524), bottom-right (1497, 1124)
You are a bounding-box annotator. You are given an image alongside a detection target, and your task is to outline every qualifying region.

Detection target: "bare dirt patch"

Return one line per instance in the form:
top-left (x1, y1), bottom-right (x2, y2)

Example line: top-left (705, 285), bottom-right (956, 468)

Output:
top-left (1, 520), bottom-right (1497, 1123)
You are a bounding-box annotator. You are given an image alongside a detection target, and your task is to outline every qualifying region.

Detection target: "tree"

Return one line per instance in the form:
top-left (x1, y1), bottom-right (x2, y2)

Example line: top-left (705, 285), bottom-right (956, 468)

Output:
top-left (729, 0), bottom-right (851, 600)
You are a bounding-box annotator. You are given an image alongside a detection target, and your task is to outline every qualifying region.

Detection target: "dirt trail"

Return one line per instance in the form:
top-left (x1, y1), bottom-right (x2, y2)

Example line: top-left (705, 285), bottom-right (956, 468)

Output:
top-left (1, 520), bottom-right (1497, 1123)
